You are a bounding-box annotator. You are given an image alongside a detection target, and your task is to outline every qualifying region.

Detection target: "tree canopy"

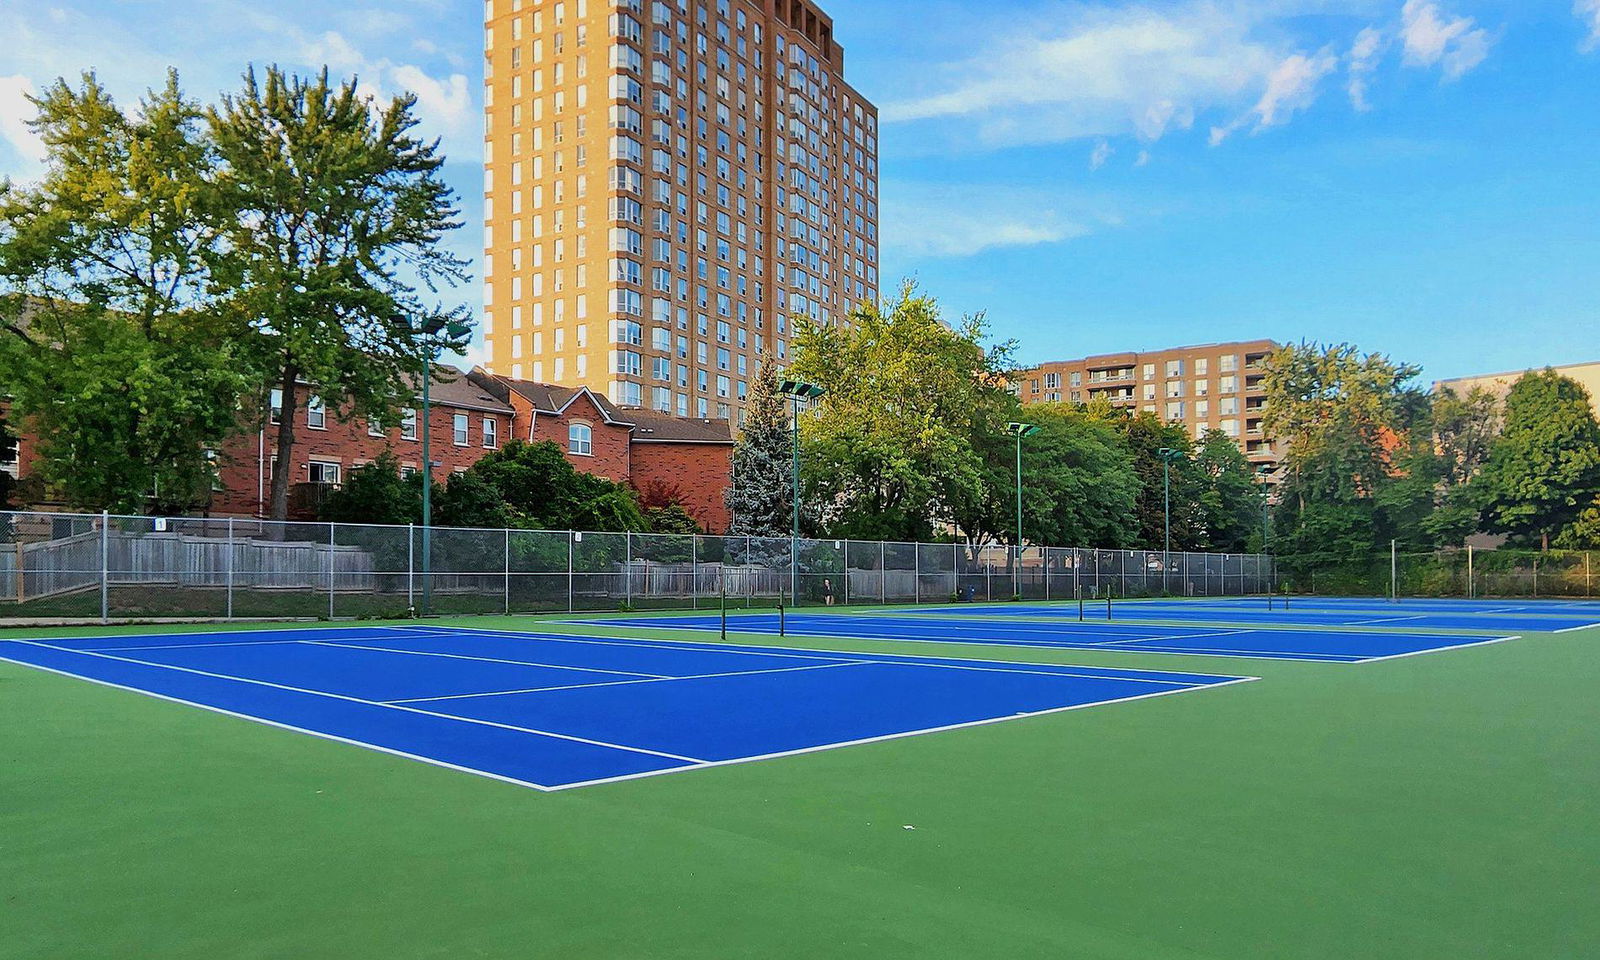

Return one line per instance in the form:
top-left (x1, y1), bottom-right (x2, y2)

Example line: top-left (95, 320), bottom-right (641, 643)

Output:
top-left (0, 72), bottom-right (248, 513)
top-left (1476, 370), bottom-right (1600, 548)
top-left (788, 284), bottom-right (1017, 543)
top-left (208, 66), bottom-right (471, 521)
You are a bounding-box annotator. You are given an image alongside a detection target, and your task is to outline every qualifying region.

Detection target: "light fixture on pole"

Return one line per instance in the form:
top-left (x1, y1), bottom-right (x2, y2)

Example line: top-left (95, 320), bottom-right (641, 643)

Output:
top-left (777, 379), bottom-right (825, 604)
top-left (1007, 422), bottom-right (1041, 596)
top-left (414, 315), bottom-right (471, 617)
top-left (1157, 446), bottom-right (1184, 593)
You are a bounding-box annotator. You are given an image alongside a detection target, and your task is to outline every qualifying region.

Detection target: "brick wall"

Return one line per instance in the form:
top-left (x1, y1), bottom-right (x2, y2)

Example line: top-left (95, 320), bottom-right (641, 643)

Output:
top-left (211, 402), bottom-right (510, 517)
top-left (630, 441), bottom-right (734, 533)
top-left (533, 397), bottom-right (632, 483)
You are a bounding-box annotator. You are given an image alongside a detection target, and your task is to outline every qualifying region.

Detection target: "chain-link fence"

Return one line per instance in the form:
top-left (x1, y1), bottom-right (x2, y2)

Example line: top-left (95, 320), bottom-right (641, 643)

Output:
top-left (1275, 546), bottom-right (1597, 598)
top-left (0, 509), bottom-right (1277, 622)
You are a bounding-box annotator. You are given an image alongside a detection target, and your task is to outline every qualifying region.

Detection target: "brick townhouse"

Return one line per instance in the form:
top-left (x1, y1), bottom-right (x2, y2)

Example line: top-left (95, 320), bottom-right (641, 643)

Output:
top-left (5, 367), bottom-right (735, 532)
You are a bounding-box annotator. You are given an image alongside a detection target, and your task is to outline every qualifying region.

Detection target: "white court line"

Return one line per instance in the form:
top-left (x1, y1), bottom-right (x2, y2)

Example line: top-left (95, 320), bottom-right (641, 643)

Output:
top-left (387, 661), bottom-right (867, 704)
top-left (1555, 623), bottom-right (1600, 634)
top-left (395, 624), bottom-right (1251, 681)
top-left (408, 627), bottom-right (1214, 685)
top-left (1350, 616), bottom-right (1427, 625)
top-left (634, 617), bottom-right (1246, 648)
top-left (10, 641), bottom-right (707, 764)
top-left (84, 638), bottom-right (333, 653)
top-left (544, 676), bottom-right (1263, 792)
top-left (0, 636), bottom-right (1261, 794)
top-left (0, 623), bottom-right (417, 646)
top-left (0, 651), bottom-right (565, 792)
top-left (1355, 635), bottom-right (1514, 663)
top-left (307, 640), bottom-right (673, 679)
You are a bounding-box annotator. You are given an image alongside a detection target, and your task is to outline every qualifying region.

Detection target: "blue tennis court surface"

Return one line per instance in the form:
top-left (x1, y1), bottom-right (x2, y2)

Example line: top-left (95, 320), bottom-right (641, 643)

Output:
top-left (0, 625), bottom-right (1251, 791)
top-left (895, 597), bottom-right (1600, 633)
top-left (587, 613), bottom-right (1514, 662)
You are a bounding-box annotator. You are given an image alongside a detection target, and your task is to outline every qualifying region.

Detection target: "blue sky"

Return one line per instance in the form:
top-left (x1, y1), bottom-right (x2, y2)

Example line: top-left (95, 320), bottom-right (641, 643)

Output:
top-left (2, 0), bottom-right (1597, 381)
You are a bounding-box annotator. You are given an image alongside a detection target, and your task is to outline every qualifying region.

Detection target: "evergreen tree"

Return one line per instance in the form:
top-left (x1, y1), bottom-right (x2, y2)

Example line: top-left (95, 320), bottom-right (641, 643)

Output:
top-left (1477, 370), bottom-right (1600, 549)
top-left (726, 353), bottom-right (794, 538)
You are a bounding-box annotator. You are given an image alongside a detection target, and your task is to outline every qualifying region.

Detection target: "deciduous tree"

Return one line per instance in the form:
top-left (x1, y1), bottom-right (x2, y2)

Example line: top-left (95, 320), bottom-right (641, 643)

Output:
top-left (0, 73), bottom-right (247, 512)
top-left (1477, 370), bottom-right (1600, 548)
top-left (207, 66), bottom-right (470, 521)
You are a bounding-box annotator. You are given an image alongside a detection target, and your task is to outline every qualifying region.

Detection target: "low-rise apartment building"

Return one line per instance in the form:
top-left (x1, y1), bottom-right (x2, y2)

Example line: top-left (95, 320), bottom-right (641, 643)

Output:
top-left (1016, 339), bottom-right (1282, 472)
top-left (1434, 360), bottom-right (1600, 417)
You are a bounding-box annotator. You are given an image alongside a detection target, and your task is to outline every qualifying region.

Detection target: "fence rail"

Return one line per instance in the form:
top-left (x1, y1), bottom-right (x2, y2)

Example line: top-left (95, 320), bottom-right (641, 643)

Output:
top-left (0, 510), bottom-right (1276, 622)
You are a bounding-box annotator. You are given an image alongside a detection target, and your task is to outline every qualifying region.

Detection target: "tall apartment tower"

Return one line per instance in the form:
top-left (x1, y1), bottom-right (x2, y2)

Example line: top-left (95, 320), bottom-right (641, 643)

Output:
top-left (481, 0), bottom-right (880, 422)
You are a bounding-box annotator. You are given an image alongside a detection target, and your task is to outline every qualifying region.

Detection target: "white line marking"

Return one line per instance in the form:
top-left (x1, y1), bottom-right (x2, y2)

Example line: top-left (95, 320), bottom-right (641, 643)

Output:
top-left (1555, 624), bottom-right (1600, 634)
top-left (1354, 636), bottom-right (1514, 662)
top-left (0, 651), bottom-right (564, 793)
top-left (1351, 616), bottom-right (1427, 625)
top-left (84, 638), bottom-right (331, 653)
top-left (399, 624), bottom-right (1247, 682)
top-left (543, 676), bottom-right (1264, 792)
top-left (11, 641), bottom-right (707, 764)
top-left (306, 640), bottom-right (672, 679)
top-left (387, 661), bottom-right (867, 704)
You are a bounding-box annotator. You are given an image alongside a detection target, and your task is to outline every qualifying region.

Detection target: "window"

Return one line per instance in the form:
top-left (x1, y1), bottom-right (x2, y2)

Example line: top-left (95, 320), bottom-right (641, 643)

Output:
top-left (367, 418), bottom-right (385, 438)
top-left (569, 423), bottom-right (593, 455)
top-left (308, 461), bottom-right (341, 485)
top-left (306, 395), bottom-right (326, 430)
top-left (483, 417), bottom-right (499, 449)
top-left (269, 389), bottom-right (284, 424)
top-left (400, 408), bottom-right (418, 441)
top-left (1165, 359), bottom-right (1184, 378)
top-left (453, 413), bottom-right (469, 446)
top-left (1221, 375), bottom-right (1239, 393)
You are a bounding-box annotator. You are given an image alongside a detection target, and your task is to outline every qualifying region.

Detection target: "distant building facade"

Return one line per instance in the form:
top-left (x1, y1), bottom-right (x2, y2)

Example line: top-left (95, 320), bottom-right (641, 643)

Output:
top-left (1434, 360), bottom-right (1600, 417)
top-left (5, 368), bottom-right (734, 531)
top-left (1015, 339), bottom-right (1282, 473)
top-left (480, 0), bottom-right (881, 423)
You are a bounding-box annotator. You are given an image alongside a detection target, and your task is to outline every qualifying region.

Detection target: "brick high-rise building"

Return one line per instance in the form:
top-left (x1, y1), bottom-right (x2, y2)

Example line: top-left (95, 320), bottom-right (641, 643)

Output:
top-left (1015, 339), bottom-right (1283, 472)
top-left (481, 0), bottom-right (880, 423)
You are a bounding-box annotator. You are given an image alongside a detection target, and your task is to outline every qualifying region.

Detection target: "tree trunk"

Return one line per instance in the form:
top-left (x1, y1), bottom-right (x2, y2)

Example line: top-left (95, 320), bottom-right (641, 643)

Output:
top-left (268, 366), bottom-right (300, 523)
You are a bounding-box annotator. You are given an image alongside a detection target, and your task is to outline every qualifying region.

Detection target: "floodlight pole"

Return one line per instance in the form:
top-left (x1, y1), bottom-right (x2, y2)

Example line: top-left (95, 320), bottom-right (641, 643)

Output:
top-left (1008, 423), bottom-right (1038, 597)
top-left (1158, 447), bottom-right (1182, 594)
top-left (778, 379), bottom-right (824, 607)
top-left (414, 316), bottom-right (470, 617)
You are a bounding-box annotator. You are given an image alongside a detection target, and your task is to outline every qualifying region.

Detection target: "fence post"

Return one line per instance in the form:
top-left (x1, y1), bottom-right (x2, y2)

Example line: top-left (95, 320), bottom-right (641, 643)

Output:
top-left (880, 540), bottom-right (886, 606)
top-left (328, 522), bottom-right (336, 620)
top-left (568, 532), bottom-right (576, 613)
top-left (226, 517), bottom-right (235, 620)
top-left (625, 532), bottom-right (633, 609)
top-left (1532, 556), bottom-right (1539, 599)
top-left (691, 535), bottom-right (699, 610)
top-left (1467, 545), bottom-right (1474, 599)
top-left (407, 523), bottom-right (416, 615)
top-left (100, 510), bottom-right (109, 624)
top-left (953, 542), bottom-right (959, 601)
top-left (1588, 552), bottom-right (1592, 598)
top-left (913, 545), bottom-right (920, 605)
top-left (985, 547), bottom-right (992, 602)
top-left (1390, 539), bottom-right (1397, 601)
top-left (504, 528), bottom-right (512, 616)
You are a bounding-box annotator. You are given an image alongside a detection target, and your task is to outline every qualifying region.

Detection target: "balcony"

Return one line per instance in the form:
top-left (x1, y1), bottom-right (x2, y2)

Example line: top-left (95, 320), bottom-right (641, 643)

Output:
top-left (288, 482), bottom-right (339, 522)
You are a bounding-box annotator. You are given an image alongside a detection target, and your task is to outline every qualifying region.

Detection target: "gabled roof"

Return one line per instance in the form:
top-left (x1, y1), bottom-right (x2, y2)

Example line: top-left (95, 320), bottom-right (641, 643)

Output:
top-left (469, 369), bottom-right (635, 426)
top-left (410, 366), bottom-right (515, 414)
top-left (621, 408), bottom-right (734, 444)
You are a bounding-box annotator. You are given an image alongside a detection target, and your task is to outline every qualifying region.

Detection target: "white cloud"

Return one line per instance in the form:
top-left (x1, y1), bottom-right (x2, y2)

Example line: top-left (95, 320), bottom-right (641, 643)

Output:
top-left (1090, 140), bottom-right (1114, 170)
top-left (298, 30), bottom-right (475, 153)
top-left (1400, 0), bottom-right (1492, 80)
top-left (884, 184), bottom-right (1098, 259)
top-left (1347, 26), bottom-right (1385, 111)
top-left (0, 75), bottom-right (46, 171)
top-left (1578, 0), bottom-right (1600, 52)
top-left (885, 4), bottom-right (1294, 148)
top-left (1209, 49), bottom-right (1338, 145)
